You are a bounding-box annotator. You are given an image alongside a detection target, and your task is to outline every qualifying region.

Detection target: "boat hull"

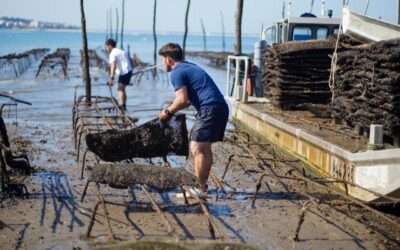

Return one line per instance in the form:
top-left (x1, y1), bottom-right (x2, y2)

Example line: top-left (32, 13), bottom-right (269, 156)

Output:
top-left (342, 7), bottom-right (400, 42)
top-left (229, 98), bottom-right (400, 203)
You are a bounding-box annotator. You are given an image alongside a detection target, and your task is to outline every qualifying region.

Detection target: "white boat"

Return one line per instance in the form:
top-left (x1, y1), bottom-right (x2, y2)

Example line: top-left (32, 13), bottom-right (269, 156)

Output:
top-left (342, 7), bottom-right (400, 42)
top-left (228, 98), bottom-right (400, 203)
top-left (225, 8), bottom-right (400, 203)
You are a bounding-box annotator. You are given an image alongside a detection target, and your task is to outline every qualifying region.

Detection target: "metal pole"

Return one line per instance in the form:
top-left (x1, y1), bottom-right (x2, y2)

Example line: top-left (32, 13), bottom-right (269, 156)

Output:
top-left (226, 56), bottom-right (231, 97)
top-left (234, 58), bottom-right (240, 100)
top-left (242, 58), bottom-right (249, 103)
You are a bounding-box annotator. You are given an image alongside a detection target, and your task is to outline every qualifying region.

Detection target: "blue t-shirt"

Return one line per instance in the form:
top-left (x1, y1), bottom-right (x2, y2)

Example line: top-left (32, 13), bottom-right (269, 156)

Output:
top-left (170, 62), bottom-right (226, 111)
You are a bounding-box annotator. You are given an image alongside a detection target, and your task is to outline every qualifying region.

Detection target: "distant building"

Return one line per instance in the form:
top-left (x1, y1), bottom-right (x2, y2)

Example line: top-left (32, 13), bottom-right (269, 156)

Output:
top-left (0, 16), bottom-right (79, 30)
top-left (29, 20), bottom-right (39, 28)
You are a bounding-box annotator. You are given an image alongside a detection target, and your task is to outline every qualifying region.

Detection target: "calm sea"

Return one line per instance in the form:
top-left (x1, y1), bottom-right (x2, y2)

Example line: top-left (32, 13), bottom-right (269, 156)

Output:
top-left (0, 29), bottom-right (258, 61)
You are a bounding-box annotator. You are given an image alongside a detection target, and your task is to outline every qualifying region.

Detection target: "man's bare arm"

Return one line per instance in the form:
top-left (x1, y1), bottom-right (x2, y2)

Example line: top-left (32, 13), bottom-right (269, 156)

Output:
top-left (110, 61), bottom-right (117, 78)
top-left (168, 86), bottom-right (190, 113)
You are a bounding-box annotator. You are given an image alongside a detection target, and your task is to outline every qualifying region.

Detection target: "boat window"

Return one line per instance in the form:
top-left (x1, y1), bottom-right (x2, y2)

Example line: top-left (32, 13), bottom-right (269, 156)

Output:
top-left (292, 27), bottom-right (312, 41)
top-left (317, 27), bottom-right (329, 40)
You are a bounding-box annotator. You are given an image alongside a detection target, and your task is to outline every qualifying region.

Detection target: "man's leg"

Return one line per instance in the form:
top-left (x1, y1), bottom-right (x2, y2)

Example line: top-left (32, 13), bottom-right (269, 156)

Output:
top-left (190, 141), bottom-right (213, 192)
top-left (117, 84), bottom-right (127, 110)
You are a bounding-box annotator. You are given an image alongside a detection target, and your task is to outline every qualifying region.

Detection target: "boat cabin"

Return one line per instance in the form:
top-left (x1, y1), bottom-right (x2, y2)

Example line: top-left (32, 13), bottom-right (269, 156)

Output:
top-left (267, 13), bottom-right (341, 44)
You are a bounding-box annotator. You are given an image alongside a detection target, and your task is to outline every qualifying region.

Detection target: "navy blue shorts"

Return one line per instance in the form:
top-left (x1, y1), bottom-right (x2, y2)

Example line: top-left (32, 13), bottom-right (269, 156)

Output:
top-left (118, 71), bottom-right (132, 86)
top-left (191, 104), bottom-right (229, 143)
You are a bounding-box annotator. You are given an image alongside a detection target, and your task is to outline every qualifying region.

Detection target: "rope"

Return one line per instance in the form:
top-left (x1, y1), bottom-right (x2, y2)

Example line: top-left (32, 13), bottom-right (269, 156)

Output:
top-left (328, 22), bottom-right (344, 105)
top-left (329, 0), bottom-right (350, 104)
top-left (329, 0), bottom-right (352, 104)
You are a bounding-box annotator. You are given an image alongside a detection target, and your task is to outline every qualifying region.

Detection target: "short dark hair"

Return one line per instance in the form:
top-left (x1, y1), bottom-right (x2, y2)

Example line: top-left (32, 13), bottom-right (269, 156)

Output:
top-left (105, 38), bottom-right (116, 48)
top-left (158, 43), bottom-right (183, 61)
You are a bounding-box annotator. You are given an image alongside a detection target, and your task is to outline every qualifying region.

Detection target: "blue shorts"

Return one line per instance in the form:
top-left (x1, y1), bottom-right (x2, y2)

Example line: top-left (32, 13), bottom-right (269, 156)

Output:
top-left (191, 104), bottom-right (229, 143)
top-left (118, 71), bottom-right (132, 86)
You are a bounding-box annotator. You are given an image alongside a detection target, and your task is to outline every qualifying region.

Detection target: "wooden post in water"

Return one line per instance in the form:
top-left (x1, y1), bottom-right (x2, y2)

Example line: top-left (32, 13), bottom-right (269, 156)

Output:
top-left (398, 0), bottom-right (400, 24)
top-left (182, 0), bottom-right (191, 58)
top-left (109, 8), bottom-right (113, 40)
top-left (120, 0), bottom-right (125, 49)
top-left (235, 0), bottom-right (244, 55)
top-left (310, 0), bottom-right (315, 13)
top-left (105, 9), bottom-right (109, 40)
top-left (200, 18), bottom-right (207, 52)
top-left (115, 8), bottom-right (119, 44)
top-left (80, 0), bottom-right (91, 103)
top-left (220, 10), bottom-right (226, 52)
top-left (364, 0), bottom-right (370, 15)
top-left (152, 0), bottom-right (158, 78)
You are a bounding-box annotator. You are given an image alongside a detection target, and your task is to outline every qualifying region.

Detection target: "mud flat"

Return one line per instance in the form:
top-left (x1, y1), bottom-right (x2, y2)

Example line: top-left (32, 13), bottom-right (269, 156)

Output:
top-left (0, 112), bottom-right (399, 249)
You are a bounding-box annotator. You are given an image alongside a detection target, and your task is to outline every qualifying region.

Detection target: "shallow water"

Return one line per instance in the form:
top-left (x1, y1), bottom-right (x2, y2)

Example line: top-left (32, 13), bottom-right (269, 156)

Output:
top-left (0, 48), bottom-right (227, 128)
top-left (0, 30), bottom-right (238, 130)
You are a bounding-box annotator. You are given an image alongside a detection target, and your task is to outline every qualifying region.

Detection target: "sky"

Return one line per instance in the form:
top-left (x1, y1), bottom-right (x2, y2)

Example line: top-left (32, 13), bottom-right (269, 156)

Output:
top-left (1, 0), bottom-right (399, 35)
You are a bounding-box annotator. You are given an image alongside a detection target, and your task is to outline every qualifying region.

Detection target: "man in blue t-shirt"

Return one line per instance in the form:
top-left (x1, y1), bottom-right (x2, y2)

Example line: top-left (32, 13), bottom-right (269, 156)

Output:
top-left (158, 43), bottom-right (229, 197)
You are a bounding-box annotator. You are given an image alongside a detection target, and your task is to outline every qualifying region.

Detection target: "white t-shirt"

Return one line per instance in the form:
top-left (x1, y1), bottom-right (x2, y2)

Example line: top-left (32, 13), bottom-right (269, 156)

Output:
top-left (109, 48), bottom-right (133, 76)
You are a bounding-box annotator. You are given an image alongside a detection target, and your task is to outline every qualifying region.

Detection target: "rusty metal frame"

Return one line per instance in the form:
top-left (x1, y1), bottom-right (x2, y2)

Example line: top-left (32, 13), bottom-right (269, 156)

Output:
top-left (220, 129), bottom-right (400, 241)
top-left (72, 84), bottom-right (140, 179)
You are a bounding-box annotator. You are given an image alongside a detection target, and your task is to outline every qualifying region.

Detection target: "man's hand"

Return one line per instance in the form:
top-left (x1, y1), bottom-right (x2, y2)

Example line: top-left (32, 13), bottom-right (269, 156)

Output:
top-left (159, 109), bottom-right (172, 123)
top-left (159, 87), bottom-right (188, 123)
top-left (107, 78), bottom-right (115, 86)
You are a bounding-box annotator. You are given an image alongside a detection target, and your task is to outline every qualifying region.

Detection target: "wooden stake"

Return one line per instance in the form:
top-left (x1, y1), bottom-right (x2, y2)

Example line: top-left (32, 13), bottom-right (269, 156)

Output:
top-left (220, 10), bottom-right (226, 52)
top-left (109, 8), bottom-right (113, 40)
top-left (152, 0), bottom-right (158, 78)
top-left (200, 18), bottom-right (207, 52)
top-left (234, 0), bottom-right (244, 55)
top-left (80, 0), bottom-right (91, 103)
top-left (398, 0), bottom-right (400, 25)
top-left (115, 8), bottom-right (119, 44)
top-left (120, 0), bottom-right (125, 49)
top-left (182, 0), bottom-right (191, 58)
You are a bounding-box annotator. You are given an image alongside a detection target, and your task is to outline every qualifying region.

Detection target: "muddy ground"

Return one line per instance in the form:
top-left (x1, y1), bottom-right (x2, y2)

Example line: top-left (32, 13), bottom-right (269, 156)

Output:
top-left (1, 116), bottom-right (399, 250)
top-left (0, 51), bottom-right (400, 250)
